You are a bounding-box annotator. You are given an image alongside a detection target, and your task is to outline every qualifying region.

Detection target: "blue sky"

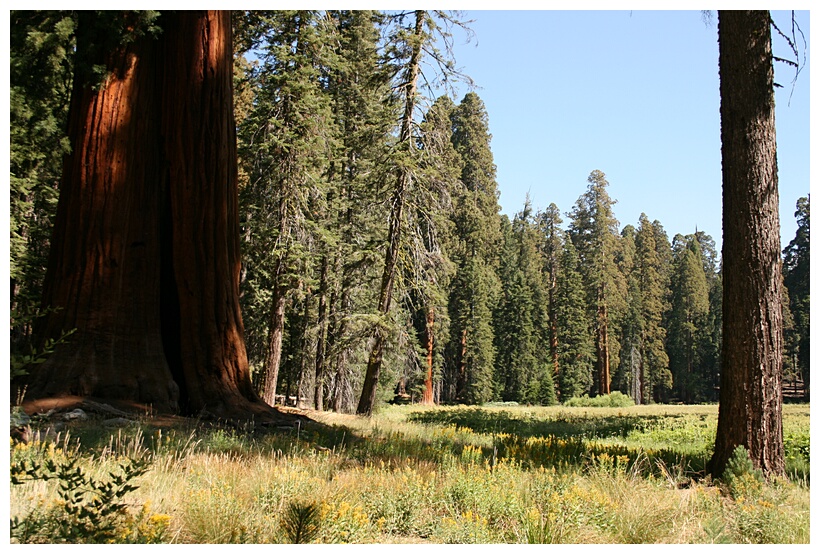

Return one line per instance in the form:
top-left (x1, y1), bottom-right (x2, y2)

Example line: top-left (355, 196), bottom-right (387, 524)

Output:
top-left (434, 9), bottom-right (811, 252)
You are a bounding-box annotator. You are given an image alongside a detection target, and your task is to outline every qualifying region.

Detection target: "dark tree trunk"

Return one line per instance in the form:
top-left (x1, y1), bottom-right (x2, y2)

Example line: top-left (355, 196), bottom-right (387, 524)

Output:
top-left (457, 327), bottom-right (469, 401)
top-left (24, 11), bottom-right (279, 421)
top-left (596, 301), bottom-right (611, 396)
top-left (356, 169), bottom-right (408, 415)
top-left (314, 256), bottom-right (329, 411)
top-left (27, 11), bottom-right (176, 411)
top-left (261, 281), bottom-right (286, 406)
top-left (709, 10), bottom-right (785, 478)
top-left (331, 285), bottom-right (351, 413)
top-left (548, 269), bottom-right (560, 397)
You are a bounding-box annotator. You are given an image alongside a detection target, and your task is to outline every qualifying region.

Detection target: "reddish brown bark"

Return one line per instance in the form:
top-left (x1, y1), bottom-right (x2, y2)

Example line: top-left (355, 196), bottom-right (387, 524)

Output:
top-left (421, 306), bottom-right (435, 405)
top-left (24, 11), bottom-right (276, 421)
top-left (28, 11), bottom-right (176, 411)
top-left (159, 11), bottom-right (265, 419)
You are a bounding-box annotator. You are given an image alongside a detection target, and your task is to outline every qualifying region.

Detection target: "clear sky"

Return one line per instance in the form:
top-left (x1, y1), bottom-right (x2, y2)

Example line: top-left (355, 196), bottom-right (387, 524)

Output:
top-left (435, 8), bottom-right (811, 253)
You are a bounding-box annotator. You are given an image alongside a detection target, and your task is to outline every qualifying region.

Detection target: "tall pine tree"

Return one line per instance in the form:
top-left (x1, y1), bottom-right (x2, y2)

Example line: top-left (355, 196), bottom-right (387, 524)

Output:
top-left (555, 234), bottom-right (595, 399)
top-left (445, 92), bottom-right (502, 405)
top-left (634, 214), bottom-right (672, 402)
top-left (568, 170), bottom-right (625, 396)
top-left (238, 11), bottom-right (337, 406)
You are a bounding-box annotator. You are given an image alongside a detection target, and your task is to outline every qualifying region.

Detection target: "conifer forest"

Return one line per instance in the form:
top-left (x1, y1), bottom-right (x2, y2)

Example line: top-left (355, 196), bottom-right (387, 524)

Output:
top-left (8, 10), bottom-right (812, 545)
top-left (9, 10), bottom-right (809, 463)
top-left (10, 9), bottom-right (810, 413)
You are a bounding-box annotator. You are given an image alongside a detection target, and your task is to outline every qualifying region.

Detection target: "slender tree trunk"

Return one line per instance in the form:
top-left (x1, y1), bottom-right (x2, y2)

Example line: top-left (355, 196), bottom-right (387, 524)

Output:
top-left (332, 349), bottom-right (348, 413)
top-left (596, 301), bottom-right (611, 396)
top-left (295, 296), bottom-right (311, 408)
top-left (262, 280), bottom-right (286, 405)
top-left (548, 270), bottom-right (560, 393)
top-left (329, 257), bottom-right (351, 412)
top-left (709, 10), bottom-right (785, 478)
top-left (422, 306), bottom-right (435, 405)
top-left (637, 344), bottom-right (645, 405)
top-left (356, 10), bottom-right (424, 416)
top-left (457, 327), bottom-right (469, 401)
top-left (314, 256), bottom-right (329, 410)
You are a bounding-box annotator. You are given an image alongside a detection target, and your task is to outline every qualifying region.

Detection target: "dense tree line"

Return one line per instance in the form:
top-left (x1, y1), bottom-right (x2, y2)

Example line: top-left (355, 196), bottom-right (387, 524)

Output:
top-left (10, 10), bottom-right (809, 419)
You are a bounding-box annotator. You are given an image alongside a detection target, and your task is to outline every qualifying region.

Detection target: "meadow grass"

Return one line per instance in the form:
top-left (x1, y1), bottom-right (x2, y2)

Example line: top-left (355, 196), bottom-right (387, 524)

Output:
top-left (9, 402), bottom-right (810, 543)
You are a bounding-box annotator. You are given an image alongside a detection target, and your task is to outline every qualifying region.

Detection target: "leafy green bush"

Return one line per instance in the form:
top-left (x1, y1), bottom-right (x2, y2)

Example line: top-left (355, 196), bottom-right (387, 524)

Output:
top-left (563, 392), bottom-right (635, 408)
top-left (10, 308), bottom-right (74, 380)
top-left (10, 449), bottom-right (167, 543)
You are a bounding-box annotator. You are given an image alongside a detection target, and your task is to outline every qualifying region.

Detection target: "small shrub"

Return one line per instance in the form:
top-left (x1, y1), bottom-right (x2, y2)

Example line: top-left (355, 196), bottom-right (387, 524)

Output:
top-left (10, 453), bottom-right (166, 543)
top-left (10, 308), bottom-right (75, 380)
top-left (280, 500), bottom-right (321, 544)
top-left (729, 482), bottom-right (811, 544)
top-left (563, 392), bottom-right (635, 408)
top-left (722, 445), bottom-right (763, 499)
top-left (437, 509), bottom-right (492, 544)
top-left (317, 499), bottom-right (373, 543)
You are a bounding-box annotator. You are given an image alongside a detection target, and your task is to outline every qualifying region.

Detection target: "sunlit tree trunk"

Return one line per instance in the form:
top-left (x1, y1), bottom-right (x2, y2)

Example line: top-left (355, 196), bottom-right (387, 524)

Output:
top-left (709, 10), bottom-right (785, 477)
top-left (356, 10), bottom-right (424, 416)
top-left (30, 11), bottom-right (176, 410)
top-left (27, 11), bottom-right (272, 420)
top-left (422, 307), bottom-right (435, 405)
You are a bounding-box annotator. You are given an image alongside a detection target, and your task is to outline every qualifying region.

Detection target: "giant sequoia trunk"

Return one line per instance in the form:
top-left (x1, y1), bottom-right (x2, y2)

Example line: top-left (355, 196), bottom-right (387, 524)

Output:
top-left (24, 11), bottom-right (275, 420)
top-left (27, 11), bottom-right (175, 410)
top-left (709, 10), bottom-right (785, 477)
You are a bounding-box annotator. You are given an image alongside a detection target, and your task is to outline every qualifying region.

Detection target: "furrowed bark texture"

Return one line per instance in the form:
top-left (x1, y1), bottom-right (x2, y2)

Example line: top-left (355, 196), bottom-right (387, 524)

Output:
top-left (30, 12), bottom-right (177, 410)
top-left (26, 11), bottom-right (272, 420)
top-left (710, 10), bottom-right (785, 477)
top-left (160, 11), bottom-right (264, 418)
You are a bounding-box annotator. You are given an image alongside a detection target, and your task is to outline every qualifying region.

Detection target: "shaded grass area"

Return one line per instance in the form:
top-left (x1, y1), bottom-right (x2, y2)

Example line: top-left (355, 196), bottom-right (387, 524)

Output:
top-left (10, 403), bottom-right (810, 544)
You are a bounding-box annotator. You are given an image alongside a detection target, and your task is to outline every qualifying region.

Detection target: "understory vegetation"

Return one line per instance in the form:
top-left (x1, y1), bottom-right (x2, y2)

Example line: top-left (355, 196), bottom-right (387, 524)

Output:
top-left (10, 403), bottom-right (810, 544)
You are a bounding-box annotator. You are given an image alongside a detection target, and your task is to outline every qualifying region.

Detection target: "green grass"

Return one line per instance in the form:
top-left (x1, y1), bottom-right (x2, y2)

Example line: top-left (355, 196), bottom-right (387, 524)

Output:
top-left (9, 403), bottom-right (810, 543)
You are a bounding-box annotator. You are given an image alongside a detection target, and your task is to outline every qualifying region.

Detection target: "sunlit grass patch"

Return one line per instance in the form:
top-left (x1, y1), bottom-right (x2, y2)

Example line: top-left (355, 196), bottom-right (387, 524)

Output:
top-left (11, 402), bottom-right (810, 544)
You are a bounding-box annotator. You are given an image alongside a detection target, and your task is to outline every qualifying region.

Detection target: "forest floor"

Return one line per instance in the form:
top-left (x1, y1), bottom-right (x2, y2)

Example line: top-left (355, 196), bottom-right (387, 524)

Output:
top-left (9, 400), bottom-right (810, 544)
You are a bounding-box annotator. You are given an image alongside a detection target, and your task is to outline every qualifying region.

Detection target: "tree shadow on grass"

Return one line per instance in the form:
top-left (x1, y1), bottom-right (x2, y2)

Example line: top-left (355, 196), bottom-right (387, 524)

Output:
top-left (402, 407), bottom-right (710, 476)
top-left (406, 406), bottom-right (665, 440)
top-left (30, 405), bottom-right (709, 480)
